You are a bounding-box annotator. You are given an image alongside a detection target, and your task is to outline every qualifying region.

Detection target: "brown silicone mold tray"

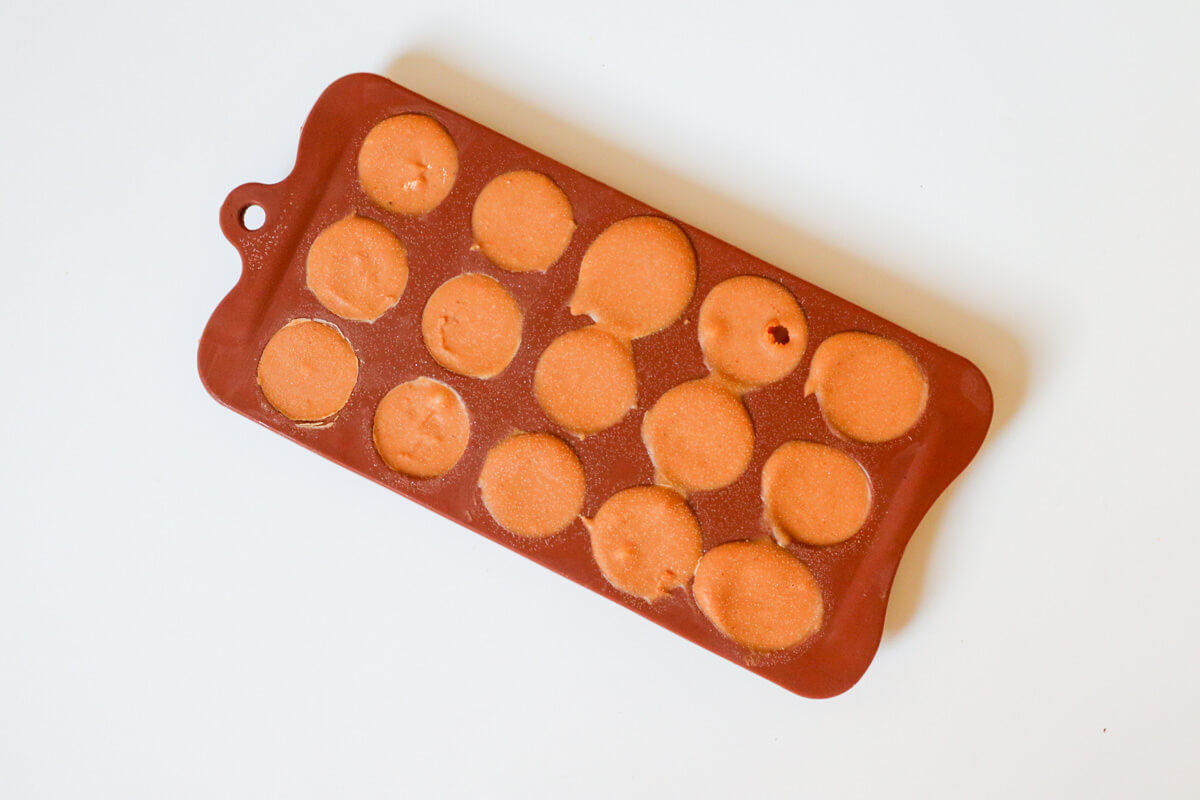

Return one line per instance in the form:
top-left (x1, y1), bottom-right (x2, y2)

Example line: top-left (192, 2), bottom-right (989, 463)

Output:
top-left (199, 73), bottom-right (992, 698)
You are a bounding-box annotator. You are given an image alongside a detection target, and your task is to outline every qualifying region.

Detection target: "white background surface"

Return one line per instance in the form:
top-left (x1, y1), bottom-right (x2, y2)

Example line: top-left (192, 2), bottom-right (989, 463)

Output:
top-left (2, 1), bottom-right (1197, 797)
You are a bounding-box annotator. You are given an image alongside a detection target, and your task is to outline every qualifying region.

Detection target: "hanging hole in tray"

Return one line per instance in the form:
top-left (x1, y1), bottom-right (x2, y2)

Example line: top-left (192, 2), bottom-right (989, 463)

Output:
top-left (240, 204), bottom-right (266, 231)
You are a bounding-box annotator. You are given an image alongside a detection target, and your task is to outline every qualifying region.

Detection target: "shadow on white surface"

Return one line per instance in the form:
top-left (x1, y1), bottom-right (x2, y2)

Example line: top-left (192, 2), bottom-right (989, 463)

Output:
top-left (384, 49), bottom-right (1029, 636)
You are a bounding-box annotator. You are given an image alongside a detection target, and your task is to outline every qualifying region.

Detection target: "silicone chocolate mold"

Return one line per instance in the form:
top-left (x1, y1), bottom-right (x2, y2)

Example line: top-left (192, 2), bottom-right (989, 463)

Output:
top-left (199, 73), bottom-right (992, 698)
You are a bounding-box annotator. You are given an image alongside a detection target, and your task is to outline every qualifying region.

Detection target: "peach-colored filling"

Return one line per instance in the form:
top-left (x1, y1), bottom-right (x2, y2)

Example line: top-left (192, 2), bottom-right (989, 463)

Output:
top-left (698, 275), bottom-right (808, 387)
top-left (570, 216), bottom-right (696, 340)
top-left (372, 378), bottom-right (470, 478)
top-left (692, 540), bottom-right (824, 652)
top-left (478, 432), bottom-right (586, 538)
top-left (306, 215), bottom-right (408, 322)
top-left (256, 319), bottom-right (358, 422)
top-left (422, 273), bottom-right (523, 379)
top-left (805, 332), bottom-right (928, 443)
top-left (472, 170), bottom-right (576, 273)
top-left (586, 486), bottom-right (702, 601)
top-left (642, 378), bottom-right (754, 493)
top-left (358, 114), bottom-right (458, 215)
top-left (534, 326), bottom-right (637, 436)
top-left (761, 441), bottom-right (871, 547)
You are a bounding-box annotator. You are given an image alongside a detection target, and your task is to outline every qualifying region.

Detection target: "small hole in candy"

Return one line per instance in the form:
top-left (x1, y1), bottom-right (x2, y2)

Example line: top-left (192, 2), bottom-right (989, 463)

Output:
top-left (767, 325), bottom-right (790, 345)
